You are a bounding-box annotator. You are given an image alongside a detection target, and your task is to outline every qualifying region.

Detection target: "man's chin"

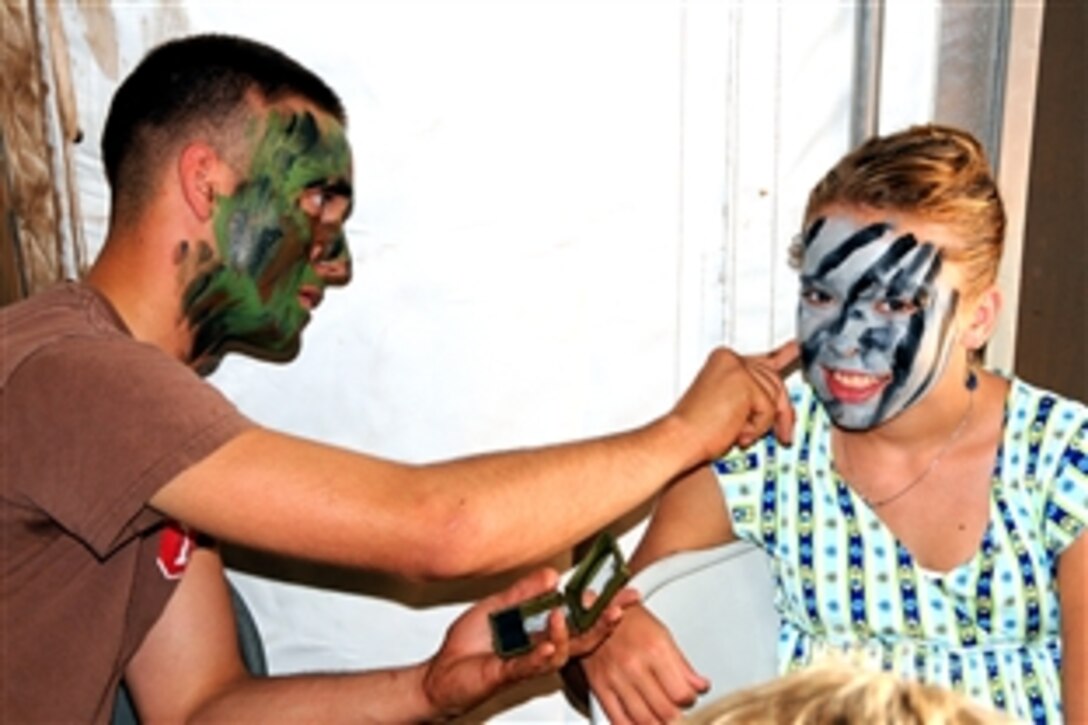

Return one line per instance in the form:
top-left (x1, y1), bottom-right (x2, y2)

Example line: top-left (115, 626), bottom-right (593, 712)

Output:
top-left (208, 330), bottom-right (304, 368)
top-left (238, 336), bottom-right (303, 365)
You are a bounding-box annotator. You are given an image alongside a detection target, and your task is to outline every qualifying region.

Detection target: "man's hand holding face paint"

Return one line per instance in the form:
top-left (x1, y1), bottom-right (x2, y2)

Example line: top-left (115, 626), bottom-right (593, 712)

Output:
top-left (420, 567), bottom-right (638, 720)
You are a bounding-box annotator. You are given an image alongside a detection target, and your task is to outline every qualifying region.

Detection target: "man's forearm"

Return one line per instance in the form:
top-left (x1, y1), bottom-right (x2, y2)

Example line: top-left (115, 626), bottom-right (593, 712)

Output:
top-left (191, 664), bottom-right (439, 724)
top-left (415, 412), bottom-right (717, 577)
top-left (153, 412), bottom-right (732, 580)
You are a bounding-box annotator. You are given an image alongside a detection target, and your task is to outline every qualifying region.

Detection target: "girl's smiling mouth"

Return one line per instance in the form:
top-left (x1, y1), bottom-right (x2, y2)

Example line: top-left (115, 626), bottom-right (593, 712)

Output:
top-left (824, 367), bottom-right (890, 403)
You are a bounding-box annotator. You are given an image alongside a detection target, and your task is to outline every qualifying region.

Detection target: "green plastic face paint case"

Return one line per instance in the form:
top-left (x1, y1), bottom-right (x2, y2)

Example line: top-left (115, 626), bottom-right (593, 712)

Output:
top-left (489, 533), bottom-right (631, 658)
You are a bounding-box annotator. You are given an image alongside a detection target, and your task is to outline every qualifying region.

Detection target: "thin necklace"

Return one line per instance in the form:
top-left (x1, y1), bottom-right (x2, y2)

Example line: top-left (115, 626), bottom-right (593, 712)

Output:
top-left (836, 374), bottom-right (976, 509)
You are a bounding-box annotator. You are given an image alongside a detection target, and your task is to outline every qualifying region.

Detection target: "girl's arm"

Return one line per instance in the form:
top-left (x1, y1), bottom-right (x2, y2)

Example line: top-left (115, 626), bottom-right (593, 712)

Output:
top-left (576, 465), bottom-right (740, 724)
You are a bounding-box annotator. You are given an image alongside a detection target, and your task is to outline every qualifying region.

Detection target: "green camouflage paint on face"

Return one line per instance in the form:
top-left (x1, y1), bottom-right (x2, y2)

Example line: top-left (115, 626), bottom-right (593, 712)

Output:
top-left (183, 109), bottom-right (351, 369)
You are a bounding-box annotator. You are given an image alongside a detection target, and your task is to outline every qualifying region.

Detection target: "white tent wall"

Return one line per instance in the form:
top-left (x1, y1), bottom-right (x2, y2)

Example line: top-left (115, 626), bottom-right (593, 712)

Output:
top-left (47, 0), bottom-right (1036, 721)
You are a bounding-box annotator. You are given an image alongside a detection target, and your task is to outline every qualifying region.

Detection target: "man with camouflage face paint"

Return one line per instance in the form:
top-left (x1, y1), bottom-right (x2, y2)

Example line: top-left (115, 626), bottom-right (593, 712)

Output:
top-left (0, 34), bottom-right (795, 723)
top-left (797, 212), bottom-right (961, 430)
top-left (185, 106), bottom-right (353, 370)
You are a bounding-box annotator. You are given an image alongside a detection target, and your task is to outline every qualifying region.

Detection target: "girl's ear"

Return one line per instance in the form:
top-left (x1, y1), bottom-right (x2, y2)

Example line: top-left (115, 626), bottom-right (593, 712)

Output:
top-left (177, 142), bottom-right (220, 222)
top-left (961, 285), bottom-right (1003, 352)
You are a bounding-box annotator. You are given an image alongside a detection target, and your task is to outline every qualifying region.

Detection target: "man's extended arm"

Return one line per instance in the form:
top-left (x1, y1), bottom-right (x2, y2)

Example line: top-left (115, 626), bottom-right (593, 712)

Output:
top-left (150, 344), bottom-right (796, 579)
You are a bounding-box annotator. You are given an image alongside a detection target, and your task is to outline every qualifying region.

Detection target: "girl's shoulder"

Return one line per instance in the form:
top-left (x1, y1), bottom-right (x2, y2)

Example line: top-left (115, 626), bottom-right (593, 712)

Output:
top-left (1001, 375), bottom-right (1088, 553)
top-left (1003, 375), bottom-right (1087, 443)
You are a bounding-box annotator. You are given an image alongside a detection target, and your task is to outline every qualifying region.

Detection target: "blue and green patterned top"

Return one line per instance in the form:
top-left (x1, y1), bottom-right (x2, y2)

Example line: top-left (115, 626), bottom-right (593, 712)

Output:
top-left (714, 376), bottom-right (1088, 724)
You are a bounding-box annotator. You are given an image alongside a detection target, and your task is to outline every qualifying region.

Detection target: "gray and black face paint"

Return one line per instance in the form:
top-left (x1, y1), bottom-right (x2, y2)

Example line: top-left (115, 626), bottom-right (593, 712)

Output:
top-left (796, 215), bottom-right (960, 430)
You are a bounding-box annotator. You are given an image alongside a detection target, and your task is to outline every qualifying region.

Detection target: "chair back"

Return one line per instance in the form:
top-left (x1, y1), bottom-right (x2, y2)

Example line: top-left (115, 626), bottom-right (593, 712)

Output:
top-left (589, 541), bottom-right (779, 721)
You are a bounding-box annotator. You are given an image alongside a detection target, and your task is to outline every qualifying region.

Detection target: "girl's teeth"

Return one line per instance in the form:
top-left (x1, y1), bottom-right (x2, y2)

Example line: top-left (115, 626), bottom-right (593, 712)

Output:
top-left (833, 371), bottom-right (879, 388)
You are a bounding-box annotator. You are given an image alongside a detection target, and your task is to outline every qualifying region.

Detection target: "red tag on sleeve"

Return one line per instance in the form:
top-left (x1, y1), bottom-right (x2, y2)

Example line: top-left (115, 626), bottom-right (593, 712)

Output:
top-left (156, 521), bottom-right (197, 580)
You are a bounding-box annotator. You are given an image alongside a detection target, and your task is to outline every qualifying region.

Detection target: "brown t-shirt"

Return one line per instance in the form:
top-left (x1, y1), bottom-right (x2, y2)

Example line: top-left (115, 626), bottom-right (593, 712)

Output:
top-left (1, 283), bottom-right (253, 723)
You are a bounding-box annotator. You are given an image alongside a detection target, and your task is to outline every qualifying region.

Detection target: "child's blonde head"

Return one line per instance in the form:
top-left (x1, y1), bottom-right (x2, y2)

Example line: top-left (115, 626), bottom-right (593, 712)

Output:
top-left (685, 664), bottom-right (1012, 725)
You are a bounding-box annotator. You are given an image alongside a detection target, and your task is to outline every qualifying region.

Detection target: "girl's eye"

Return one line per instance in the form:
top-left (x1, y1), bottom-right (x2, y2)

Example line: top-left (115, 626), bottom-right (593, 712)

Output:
top-left (801, 288), bottom-right (833, 306)
top-left (875, 298), bottom-right (918, 315)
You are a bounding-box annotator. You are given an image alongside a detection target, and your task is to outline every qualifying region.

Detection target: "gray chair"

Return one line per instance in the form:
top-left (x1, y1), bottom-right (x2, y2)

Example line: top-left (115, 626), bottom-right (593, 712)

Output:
top-left (589, 541), bottom-right (779, 721)
top-left (111, 583), bottom-right (266, 724)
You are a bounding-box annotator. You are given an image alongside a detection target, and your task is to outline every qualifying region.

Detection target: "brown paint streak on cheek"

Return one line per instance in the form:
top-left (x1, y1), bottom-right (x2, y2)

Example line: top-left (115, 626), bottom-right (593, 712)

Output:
top-left (193, 289), bottom-right (230, 320)
top-left (175, 239), bottom-right (221, 287)
top-left (180, 282), bottom-right (228, 333)
top-left (173, 239), bottom-right (196, 290)
top-left (196, 241), bottom-right (215, 265)
top-left (257, 231), bottom-right (309, 301)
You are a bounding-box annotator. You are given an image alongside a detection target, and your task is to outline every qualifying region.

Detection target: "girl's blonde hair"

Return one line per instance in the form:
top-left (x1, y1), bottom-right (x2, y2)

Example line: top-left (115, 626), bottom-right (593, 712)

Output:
top-left (800, 124), bottom-right (1005, 298)
top-left (684, 664), bottom-right (1013, 725)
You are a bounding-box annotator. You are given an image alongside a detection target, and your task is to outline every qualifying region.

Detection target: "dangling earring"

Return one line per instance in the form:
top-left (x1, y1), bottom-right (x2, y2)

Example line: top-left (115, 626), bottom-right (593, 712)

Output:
top-left (966, 346), bottom-right (983, 387)
top-left (963, 339), bottom-right (983, 391)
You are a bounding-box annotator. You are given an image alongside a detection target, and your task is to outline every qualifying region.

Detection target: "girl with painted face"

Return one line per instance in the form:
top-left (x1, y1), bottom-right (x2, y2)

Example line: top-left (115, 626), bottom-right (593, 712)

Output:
top-left (577, 125), bottom-right (1087, 725)
top-left (797, 213), bottom-right (964, 433)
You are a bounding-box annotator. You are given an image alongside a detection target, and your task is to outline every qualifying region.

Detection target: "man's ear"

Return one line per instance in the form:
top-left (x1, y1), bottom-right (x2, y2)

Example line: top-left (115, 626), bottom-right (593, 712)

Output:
top-left (178, 142), bottom-right (220, 222)
top-left (961, 285), bottom-right (1003, 352)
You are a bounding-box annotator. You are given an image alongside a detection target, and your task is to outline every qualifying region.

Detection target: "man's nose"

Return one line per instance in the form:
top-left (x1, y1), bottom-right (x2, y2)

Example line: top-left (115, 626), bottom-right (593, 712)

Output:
top-left (310, 235), bottom-right (352, 287)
